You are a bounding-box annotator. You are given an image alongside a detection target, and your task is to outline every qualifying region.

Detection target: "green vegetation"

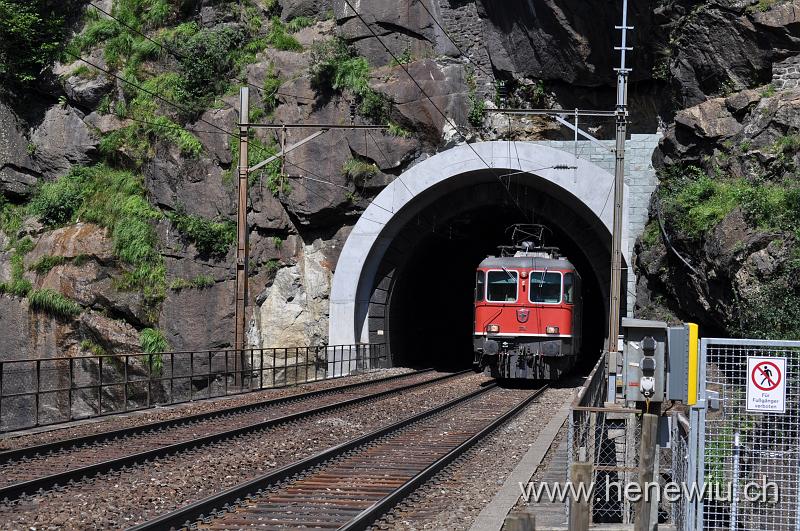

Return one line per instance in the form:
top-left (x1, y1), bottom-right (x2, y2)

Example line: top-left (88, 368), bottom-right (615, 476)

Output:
top-left (390, 48), bottom-right (412, 66)
top-left (0, 251), bottom-right (32, 297)
top-left (309, 38), bottom-right (391, 122)
top-left (761, 83), bottom-right (776, 98)
top-left (29, 288), bottom-right (82, 318)
top-left (28, 175), bottom-right (84, 226)
top-left (0, 1), bottom-right (80, 92)
top-left (387, 122), bottom-right (412, 138)
top-left (342, 158), bottom-right (378, 181)
top-left (139, 327), bottom-right (168, 352)
top-left (261, 63), bottom-right (282, 114)
top-left (29, 255), bottom-right (65, 274)
top-left (640, 220), bottom-right (661, 249)
top-left (167, 207), bottom-right (236, 257)
top-left (466, 68), bottom-right (486, 127)
top-left (169, 274), bottom-right (214, 290)
top-left (27, 165), bottom-right (166, 318)
top-left (747, 0), bottom-right (779, 13)
top-left (0, 202), bottom-right (32, 296)
top-left (265, 17), bottom-right (302, 51)
top-left (172, 25), bottom-right (245, 115)
top-left (139, 327), bottom-right (168, 374)
top-left (739, 281), bottom-right (800, 340)
top-left (80, 338), bottom-right (106, 356)
top-left (272, 236), bottom-right (283, 249)
top-left (265, 258), bottom-right (281, 274)
top-left (659, 165), bottom-right (800, 240)
top-left (286, 16), bottom-right (314, 32)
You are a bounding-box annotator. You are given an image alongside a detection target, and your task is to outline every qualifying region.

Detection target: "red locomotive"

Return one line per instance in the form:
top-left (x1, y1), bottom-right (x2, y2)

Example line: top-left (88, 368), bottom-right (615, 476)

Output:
top-left (473, 225), bottom-right (582, 380)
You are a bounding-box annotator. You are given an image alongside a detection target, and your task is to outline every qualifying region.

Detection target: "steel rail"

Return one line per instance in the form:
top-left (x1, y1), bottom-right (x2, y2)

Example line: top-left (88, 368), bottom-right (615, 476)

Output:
top-left (341, 384), bottom-right (548, 531)
top-left (0, 370), bottom-right (467, 501)
top-left (0, 368), bottom-right (436, 465)
top-left (130, 383), bottom-right (546, 531)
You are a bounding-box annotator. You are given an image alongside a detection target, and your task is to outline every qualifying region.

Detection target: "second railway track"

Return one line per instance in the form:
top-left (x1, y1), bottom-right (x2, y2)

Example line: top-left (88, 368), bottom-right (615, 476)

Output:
top-left (0, 369), bottom-right (465, 501)
top-left (132, 383), bottom-right (547, 531)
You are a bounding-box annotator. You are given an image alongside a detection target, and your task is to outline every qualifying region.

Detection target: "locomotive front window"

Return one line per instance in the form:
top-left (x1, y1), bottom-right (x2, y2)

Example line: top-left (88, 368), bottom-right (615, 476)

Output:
top-left (475, 271), bottom-right (485, 302)
top-left (487, 270), bottom-right (517, 302)
top-left (529, 272), bottom-right (562, 304)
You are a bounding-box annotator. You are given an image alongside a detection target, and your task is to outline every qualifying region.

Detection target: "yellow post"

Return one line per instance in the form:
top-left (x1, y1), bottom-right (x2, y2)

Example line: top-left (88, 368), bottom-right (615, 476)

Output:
top-left (686, 323), bottom-right (699, 405)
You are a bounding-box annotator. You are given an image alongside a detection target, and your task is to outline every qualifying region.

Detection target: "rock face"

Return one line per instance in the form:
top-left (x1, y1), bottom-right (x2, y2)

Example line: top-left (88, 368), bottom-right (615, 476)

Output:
top-left (30, 104), bottom-right (98, 179)
top-left (2, 0), bottom-right (800, 406)
top-left (253, 238), bottom-right (333, 348)
top-left (660, 0), bottom-right (800, 107)
top-left (0, 102), bottom-right (40, 199)
top-left (636, 86), bottom-right (800, 338)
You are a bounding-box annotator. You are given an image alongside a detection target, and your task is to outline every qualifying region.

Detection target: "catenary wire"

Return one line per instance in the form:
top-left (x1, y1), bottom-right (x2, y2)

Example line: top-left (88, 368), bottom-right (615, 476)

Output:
top-left (339, 0), bottom-right (532, 221)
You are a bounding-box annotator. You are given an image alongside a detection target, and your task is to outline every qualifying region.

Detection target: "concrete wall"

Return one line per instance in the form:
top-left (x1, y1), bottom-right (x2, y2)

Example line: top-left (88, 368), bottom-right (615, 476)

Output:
top-left (328, 136), bottom-right (661, 356)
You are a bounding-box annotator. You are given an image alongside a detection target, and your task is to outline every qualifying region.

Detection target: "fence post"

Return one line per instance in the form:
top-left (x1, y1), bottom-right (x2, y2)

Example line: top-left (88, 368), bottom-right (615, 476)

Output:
top-left (0, 361), bottom-right (3, 430)
top-left (503, 513), bottom-right (536, 531)
top-left (635, 413), bottom-right (659, 531)
top-left (68, 357), bottom-right (73, 421)
top-left (568, 457), bottom-right (592, 531)
top-left (123, 355), bottom-right (129, 412)
top-left (35, 359), bottom-right (41, 427)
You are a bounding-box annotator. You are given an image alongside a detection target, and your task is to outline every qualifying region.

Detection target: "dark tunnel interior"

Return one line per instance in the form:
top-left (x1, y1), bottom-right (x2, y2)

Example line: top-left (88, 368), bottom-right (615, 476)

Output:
top-left (385, 203), bottom-right (607, 375)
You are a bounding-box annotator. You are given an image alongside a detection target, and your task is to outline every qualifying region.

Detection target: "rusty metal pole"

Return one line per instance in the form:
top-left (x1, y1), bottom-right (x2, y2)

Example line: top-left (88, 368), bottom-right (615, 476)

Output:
top-left (233, 87), bottom-right (250, 387)
top-left (606, 0), bottom-right (632, 397)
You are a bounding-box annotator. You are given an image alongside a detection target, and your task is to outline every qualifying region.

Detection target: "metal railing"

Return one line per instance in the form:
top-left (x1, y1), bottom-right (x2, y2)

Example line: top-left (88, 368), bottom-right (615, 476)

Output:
top-left (569, 354), bottom-right (644, 524)
top-left (0, 343), bottom-right (388, 433)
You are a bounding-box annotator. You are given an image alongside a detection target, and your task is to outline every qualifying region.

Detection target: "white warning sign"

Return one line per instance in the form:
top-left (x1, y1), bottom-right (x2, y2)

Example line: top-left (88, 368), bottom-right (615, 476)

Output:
top-left (747, 357), bottom-right (787, 413)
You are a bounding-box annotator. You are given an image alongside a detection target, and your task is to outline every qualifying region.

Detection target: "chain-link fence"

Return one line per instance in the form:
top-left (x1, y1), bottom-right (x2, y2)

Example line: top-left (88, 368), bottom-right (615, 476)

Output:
top-left (568, 353), bottom-right (686, 526)
top-left (671, 411), bottom-right (691, 530)
top-left (568, 354), bottom-right (646, 524)
top-left (695, 339), bottom-right (800, 531)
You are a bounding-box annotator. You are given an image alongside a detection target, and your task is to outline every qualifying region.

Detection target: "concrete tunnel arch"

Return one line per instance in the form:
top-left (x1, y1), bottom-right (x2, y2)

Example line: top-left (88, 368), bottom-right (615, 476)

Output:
top-left (328, 141), bottom-right (629, 370)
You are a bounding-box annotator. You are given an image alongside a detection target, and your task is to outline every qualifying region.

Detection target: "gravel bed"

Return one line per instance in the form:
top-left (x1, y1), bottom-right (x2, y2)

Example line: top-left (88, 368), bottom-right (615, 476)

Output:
top-left (375, 383), bottom-right (578, 530)
top-left (0, 370), bottom-right (458, 487)
top-left (0, 367), bottom-right (416, 452)
top-left (0, 372), bottom-right (490, 529)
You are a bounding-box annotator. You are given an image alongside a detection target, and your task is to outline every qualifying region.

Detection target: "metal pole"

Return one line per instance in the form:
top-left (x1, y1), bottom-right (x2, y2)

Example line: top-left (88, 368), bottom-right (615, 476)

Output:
top-left (730, 432), bottom-right (741, 531)
top-left (234, 87), bottom-right (250, 387)
top-left (606, 0), bottom-right (632, 383)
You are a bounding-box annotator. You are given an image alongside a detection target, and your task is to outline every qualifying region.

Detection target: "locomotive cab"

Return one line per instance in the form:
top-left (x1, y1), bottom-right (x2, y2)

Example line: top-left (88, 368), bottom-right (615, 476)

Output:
top-left (472, 252), bottom-right (582, 380)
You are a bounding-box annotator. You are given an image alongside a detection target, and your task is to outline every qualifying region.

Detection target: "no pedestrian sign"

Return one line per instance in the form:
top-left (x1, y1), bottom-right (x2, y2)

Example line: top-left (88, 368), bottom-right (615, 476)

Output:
top-left (747, 357), bottom-right (787, 413)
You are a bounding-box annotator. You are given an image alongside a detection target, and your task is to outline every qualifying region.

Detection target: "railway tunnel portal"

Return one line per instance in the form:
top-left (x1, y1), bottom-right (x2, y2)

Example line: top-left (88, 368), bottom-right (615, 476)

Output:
top-left (328, 137), bottom-right (660, 372)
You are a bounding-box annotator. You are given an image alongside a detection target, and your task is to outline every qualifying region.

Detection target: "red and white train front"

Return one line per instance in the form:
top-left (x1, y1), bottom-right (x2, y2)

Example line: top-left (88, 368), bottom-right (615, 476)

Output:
top-left (472, 254), bottom-right (582, 380)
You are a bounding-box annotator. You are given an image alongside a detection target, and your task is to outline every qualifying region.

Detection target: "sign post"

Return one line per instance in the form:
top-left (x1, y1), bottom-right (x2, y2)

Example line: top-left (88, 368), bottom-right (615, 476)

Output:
top-left (746, 356), bottom-right (787, 413)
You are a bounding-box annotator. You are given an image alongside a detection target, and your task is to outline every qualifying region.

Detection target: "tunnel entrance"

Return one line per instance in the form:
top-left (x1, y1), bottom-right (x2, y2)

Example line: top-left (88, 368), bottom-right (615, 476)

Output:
top-left (377, 192), bottom-right (607, 372)
top-left (329, 141), bottom-right (631, 377)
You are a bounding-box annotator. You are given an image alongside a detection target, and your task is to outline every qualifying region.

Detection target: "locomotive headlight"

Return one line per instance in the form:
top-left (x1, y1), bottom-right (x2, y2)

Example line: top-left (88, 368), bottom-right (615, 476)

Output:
top-left (487, 324), bottom-right (500, 334)
top-left (545, 325), bottom-right (559, 335)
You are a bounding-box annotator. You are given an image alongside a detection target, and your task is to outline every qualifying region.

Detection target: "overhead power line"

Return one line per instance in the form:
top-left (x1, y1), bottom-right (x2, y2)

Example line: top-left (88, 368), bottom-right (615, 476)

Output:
top-left (85, 2), bottom-right (314, 105)
top-left (414, 1), bottom-right (492, 79)
top-left (62, 49), bottom-right (238, 138)
top-left (339, 0), bottom-right (535, 220)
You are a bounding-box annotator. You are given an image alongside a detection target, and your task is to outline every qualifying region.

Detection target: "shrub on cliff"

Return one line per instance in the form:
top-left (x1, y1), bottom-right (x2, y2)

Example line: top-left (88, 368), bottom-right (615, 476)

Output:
top-left (0, 0), bottom-right (80, 93)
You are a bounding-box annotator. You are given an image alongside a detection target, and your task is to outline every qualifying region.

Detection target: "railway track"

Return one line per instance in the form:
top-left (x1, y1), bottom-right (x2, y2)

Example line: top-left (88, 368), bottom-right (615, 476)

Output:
top-left (131, 383), bottom-right (547, 531)
top-left (0, 369), bottom-right (466, 501)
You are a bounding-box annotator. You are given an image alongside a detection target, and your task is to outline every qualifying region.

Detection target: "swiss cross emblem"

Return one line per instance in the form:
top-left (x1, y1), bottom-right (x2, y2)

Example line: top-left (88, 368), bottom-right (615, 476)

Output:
top-left (516, 309), bottom-right (530, 323)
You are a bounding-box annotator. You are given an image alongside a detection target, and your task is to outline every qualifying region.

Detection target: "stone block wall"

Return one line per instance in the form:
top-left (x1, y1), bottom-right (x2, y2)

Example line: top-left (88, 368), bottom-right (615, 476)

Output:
top-left (533, 134), bottom-right (661, 316)
top-left (772, 54), bottom-right (800, 91)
